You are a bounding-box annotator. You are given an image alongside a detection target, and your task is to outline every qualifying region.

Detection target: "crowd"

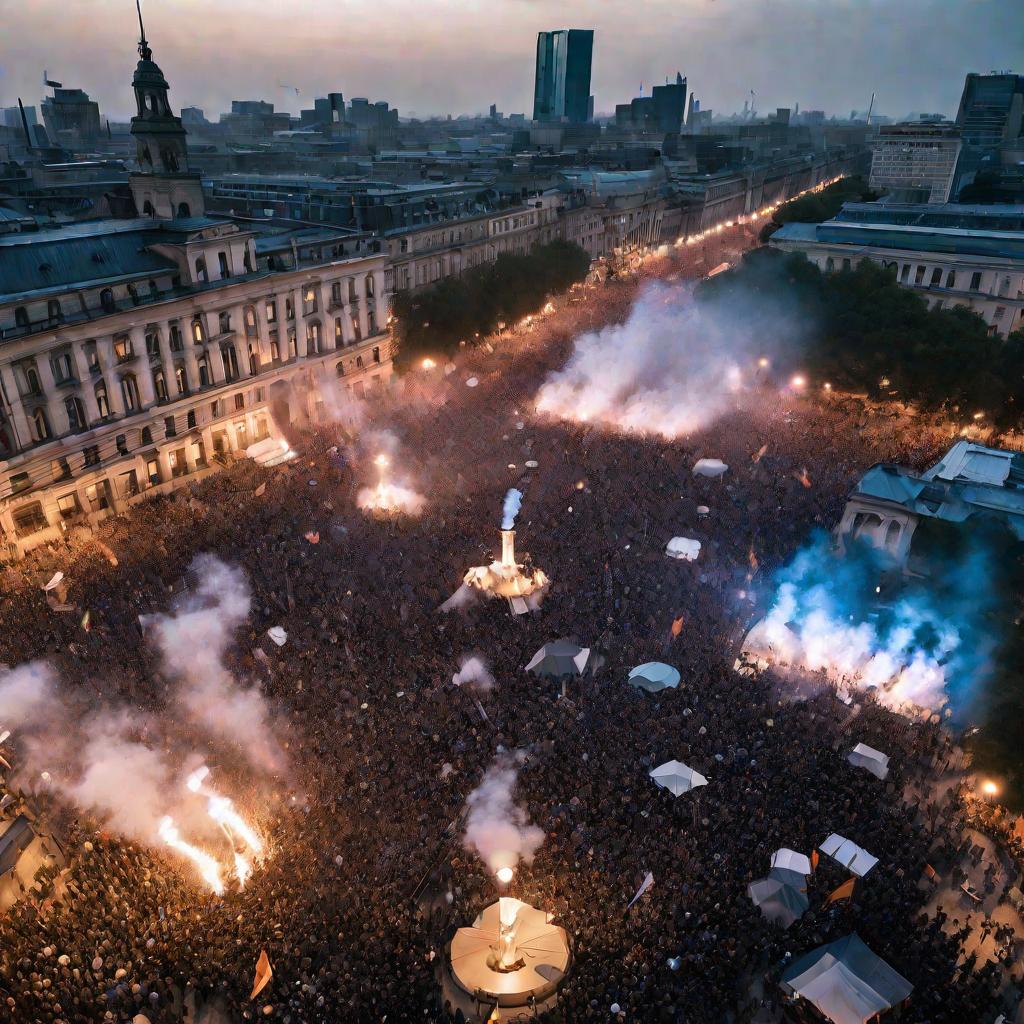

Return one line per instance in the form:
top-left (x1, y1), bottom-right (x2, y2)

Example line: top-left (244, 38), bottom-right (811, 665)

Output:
top-left (0, 227), bottom-right (1020, 1024)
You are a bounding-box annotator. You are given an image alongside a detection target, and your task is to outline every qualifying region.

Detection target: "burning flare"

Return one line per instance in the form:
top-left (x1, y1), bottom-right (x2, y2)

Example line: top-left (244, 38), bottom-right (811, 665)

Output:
top-left (159, 816), bottom-right (225, 895)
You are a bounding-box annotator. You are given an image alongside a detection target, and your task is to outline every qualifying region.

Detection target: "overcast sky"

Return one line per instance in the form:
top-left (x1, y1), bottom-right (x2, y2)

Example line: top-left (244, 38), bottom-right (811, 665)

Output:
top-left (0, 0), bottom-right (1017, 122)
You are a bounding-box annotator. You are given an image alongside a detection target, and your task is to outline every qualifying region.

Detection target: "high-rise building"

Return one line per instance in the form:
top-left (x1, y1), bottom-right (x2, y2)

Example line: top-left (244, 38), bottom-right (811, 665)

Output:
top-left (533, 29), bottom-right (594, 123)
top-left (955, 73), bottom-right (1024, 148)
top-left (40, 87), bottom-right (102, 143)
top-left (869, 122), bottom-right (962, 204)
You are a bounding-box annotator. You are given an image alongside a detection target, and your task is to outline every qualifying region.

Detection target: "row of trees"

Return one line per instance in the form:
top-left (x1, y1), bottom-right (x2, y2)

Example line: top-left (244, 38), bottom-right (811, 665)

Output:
top-left (698, 248), bottom-right (1024, 426)
top-left (759, 175), bottom-right (878, 241)
top-left (391, 240), bottom-right (592, 367)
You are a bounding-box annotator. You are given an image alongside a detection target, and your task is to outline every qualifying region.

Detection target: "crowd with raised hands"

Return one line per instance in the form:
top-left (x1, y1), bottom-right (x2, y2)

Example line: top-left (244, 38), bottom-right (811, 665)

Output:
top-left (0, 242), bottom-right (1019, 1024)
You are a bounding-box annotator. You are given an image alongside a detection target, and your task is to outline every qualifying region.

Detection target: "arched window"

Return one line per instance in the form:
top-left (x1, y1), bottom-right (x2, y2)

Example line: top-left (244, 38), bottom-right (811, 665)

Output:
top-left (25, 365), bottom-right (41, 395)
top-left (143, 200), bottom-right (155, 217)
top-left (65, 396), bottom-right (86, 432)
top-left (174, 364), bottom-right (188, 395)
top-left (95, 380), bottom-right (110, 418)
top-left (128, 283), bottom-right (140, 305)
top-left (15, 306), bottom-right (29, 327)
top-left (197, 355), bottom-right (210, 388)
top-left (169, 324), bottom-right (183, 352)
top-left (192, 317), bottom-right (205, 343)
top-left (222, 345), bottom-right (238, 381)
top-left (218, 252), bottom-right (229, 278)
top-left (195, 258), bottom-right (208, 283)
top-left (307, 321), bottom-right (321, 354)
top-left (177, 202), bottom-right (191, 218)
top-left (366, 275), bottom-right (375, 297)
top-left (884, 520), bottom-right (902, 552)
top-left (825, 257), bottom-right (835, 273)
top-left (141, 426), bottom-right (153, 446)
top-left (218, 311), bottom-right (231, 334)
top-left (245, 306), bottom-right (257, 331)
top-left (248, 343), bottom-right (259, 376)
top-left (47, 299), bottom-right (63, 323)
top-left (100, 288), bottom-right (115, 312)
top-left (336, 361), bottom-right (345, 378)
top-left (149, 279), bottom-right (158, 295)
top-left (356, 354), bottom-right (364, 369)
top-left (153, 368), bottom-right (168, 402)
top-left (32, 407), bottom-right (51, 441)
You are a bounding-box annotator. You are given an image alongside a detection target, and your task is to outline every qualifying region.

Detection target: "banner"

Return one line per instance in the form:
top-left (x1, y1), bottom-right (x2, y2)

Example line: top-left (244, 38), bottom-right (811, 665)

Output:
top-left (250, 950), bottom-right (273, 1001)
top-left (626, 871), bottom-right (655, 911)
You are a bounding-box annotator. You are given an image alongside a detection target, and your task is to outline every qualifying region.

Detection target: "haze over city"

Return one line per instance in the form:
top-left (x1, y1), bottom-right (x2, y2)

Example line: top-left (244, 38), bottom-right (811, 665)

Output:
top-left (0, 0), bottom-right (1017, 120)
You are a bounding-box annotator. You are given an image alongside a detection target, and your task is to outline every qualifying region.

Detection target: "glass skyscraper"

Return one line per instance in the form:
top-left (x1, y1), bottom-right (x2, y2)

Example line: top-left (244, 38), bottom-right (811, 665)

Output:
top-left (533, 29), bottom-right (594, 124)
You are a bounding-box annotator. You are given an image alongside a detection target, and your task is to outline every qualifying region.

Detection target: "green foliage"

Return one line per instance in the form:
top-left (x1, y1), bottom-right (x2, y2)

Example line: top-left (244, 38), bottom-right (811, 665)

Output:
top-left (391, 240), bottom-right (591, 367)
top-left (698, 248), bottom-right (1023, 426)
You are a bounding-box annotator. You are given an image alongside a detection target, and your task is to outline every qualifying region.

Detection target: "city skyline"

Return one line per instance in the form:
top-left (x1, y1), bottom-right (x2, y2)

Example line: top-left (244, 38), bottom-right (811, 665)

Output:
top-left (0, 0), bottom-right (1016, 123)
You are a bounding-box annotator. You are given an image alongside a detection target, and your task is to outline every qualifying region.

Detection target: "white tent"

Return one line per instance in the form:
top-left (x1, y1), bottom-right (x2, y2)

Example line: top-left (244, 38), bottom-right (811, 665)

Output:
top-left (649, 760), bottom-right (708, 796)
top-left (847, 743), bottom-right (890, 780)
top-left (693, 458), bottom-right (728, 477)
top-left (666, 537), bottom-right (701, 561)
top-left (628, 663), bottom-right (681, 693)
top-left (771, 848), bottom-right (812, 876)
top-left (820, 834), bottom-right (878, 877)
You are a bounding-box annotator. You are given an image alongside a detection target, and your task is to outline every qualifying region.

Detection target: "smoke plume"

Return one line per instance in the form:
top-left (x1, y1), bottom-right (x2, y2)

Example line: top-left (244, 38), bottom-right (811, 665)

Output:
top-left (463, 751), bottom-right (544, 875)
top-left (147, 554), bottom-right (285, 772)
top-left (535, 281), bottom-right (805, 438)
top-left (502, 488), bottom-right (523, 530)
top-left (452, 656), bottom-right (495, 692)
top-left (0, 661), bottom-right (58, 730)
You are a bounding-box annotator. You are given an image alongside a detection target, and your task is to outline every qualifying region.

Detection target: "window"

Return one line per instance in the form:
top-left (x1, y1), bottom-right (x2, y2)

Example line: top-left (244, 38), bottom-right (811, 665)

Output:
top-left (841, 258), bottom-right (852, 271)
top-left (128, 283), bottom-right (140, 306)
top-left (356, 355), bottom-right (364, 369)
top-left (187, 410), bottom-right (197, 429)
top-left (245, 306), bottom-right (257, 331)
top-left (348, 279), bottom-right (357, 302)
top-left (141, 426), bottom-right (153, 446)
top-left (234, 393), bottom-right (245, 411)
top-left (372, 345), bottom-right (381, 364)
top-left (970, 271), bottom-right (982, 291)
top-left (146, 332), bottom-right (160, 357)
top-left (192, 318), bottom-right (205, 343)
top-left (10, 471), bottom-right (31, 494)
top-left (222, 345), bottom-right (239, 381)
top-left (32, 407), bottom-right (51, 441)
top-left (368, 311), bottom-right (376, 336)
top-left (265, 300), bottom-right (277, 323)
top-left (100, 288), bottom-right (115, 313)
top-left (114, 336), bottom-right (134, 362)
top-left (116, 433), bottom-right (129, 456)
top-left (164, 416), bottom-right (177, 438)
top-left (57, 493), bottom-right (81, 520)
top-left (47, 299), bottom-right (63, 323)
top-left (335, 317), bottom-right (343, 342)
top-left (331, 281), bottom-right (342, 304)
top-left (169, 324), bottom-right (184, 352)
top-left (51, 457), bottom-right (72, 481)
top-left (15, 306), bottom-right (29, 327)
top-left (25, 365), bottom-right (41, 395)
top-left (13, 503), bottom-right (47, 538)
top-left (946, 270), bottom-right (956, 289)
top-left (146, 459), bottom-right (160, 486)
top-left (218, 252), bottom-right (230, 278)
top-left (352, 315), bottom-right (361, 342)
top-left (175, 365), bottom-right (188, 395)
top-left (900, 264), bottom-right (910, 283)
top-left (304, 288), bottom-right (318, 314)
top-left (83, 445), bottom-right (100, 467)
top-left (119, 469), bottom-right (139, 498)
top-left (366, 275), bottom-right (375, 297)
top-left (288, 330), bottom-right (297, 359)
top-left (255, 387), bottom-right (265, 403)
top-left (218, 311), bottom-right (231, 335)
top-left (336, 361), bottom-right (345, 377)
top-left (825, 257), bottom-right (834, 272)
top-left (121, 375), bottom-right (140, 412)
top-left (85, 341), bottom-right (100, 372)
top-left (51, 351), bottom-right (74, 383)
top-left (85, 482), bottom-right (110, 512)
top-left (248, 344), bottom-right (259, 376)
top-left (177, 202), bottom-right (191, 218)
top-left (154, 368), bottom-right (168, 402)
top-left (270, 340), bottom-right (280, 362)
top-left (195, 257), bottom-right (208, 283)
top-left (143, 200), bottom-right (155, 217)
top-left (307, 322), bottom-right (321, 354)
top-left (285, 297), bottom-right (295, 320)
top-left (994, 306), bottom-right (1006, 321)
top-left (914, 266), bottom-right (925, 285)
top-left (65, 396), bottom-right (86, 432)
top-left (929, 267), bottom-right (942, 287)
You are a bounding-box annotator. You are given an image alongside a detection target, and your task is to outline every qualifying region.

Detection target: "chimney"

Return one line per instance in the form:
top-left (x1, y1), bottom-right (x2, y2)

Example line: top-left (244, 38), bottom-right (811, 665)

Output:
top-left (500, 529), bottom-right (516, 566)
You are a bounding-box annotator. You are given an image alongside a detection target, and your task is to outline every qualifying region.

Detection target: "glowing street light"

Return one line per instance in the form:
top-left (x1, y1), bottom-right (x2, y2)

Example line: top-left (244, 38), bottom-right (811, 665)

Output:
top-left (421, 357), bottom-right (436, 370)
top-left (982, 780), bottom-right (999, 797)
top-left (496, 866), bottom-right (514, 885)
top-left (790, 375), bottom-right (806, 390)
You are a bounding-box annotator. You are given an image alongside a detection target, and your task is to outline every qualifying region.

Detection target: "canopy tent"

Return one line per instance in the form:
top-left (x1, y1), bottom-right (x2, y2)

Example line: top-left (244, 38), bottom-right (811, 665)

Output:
top-left (693, 458), bottom-right (728, 477)
top-left (820, 834), bottom-right (879, 877)
top-left (525, 640), bottom-right (590, 678)
top-left (748, 876), bottom-right (809, 928)
top-left (628, 662), bottom-right (681, 694)
top-left (666, 537), bottom-right (701, 561)
top-left (781, 933), bottom-right (912, 1024)
top-left (649, 760), bottom-right (707, 796)
top-left (848, 743), bottom-right (890, 780)
top-left (769, 847), bottom-right (812, 889)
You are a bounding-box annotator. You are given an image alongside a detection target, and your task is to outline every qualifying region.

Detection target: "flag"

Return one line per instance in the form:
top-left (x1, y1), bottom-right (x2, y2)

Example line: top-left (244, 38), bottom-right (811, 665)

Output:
top-left (752, 443), bottom-right (768, 463)
top-left (826, 877), bottom-right (856, 905)
top-left (487, 1003), bottom-right (500, 1022)
top-left (811, 849), bottom-right (819, 871)
top-left (924, 863), bottom-right (940, 882)
top-left (626, 871), bottom-right (655, 910)
top-left (250, 950), bottom-right (273, 1000)
top-left (670, 616), bottom-right (684, 638)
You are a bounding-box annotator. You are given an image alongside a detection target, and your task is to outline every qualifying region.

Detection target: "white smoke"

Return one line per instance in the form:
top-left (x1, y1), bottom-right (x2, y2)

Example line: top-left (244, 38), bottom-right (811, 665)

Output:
top-left (502, 488), bottom-right (523, 530)
top-left (463, 751), bottom-right (544, 875)
top-left (535, 282), bottom-right (790, 438)
top-left (452, 656), bottom-right (495, 692)
top-left (357, 482), bottom-right (426, 516)
top-left (147, 554), bottom-right (285, 773)
top-left (0, 661), bottom-right (58, 731)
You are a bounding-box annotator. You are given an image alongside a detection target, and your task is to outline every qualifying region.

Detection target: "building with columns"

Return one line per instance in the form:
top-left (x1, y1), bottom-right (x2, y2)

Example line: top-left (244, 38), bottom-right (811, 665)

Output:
top-left (0, 13), bottom-right (391, 559)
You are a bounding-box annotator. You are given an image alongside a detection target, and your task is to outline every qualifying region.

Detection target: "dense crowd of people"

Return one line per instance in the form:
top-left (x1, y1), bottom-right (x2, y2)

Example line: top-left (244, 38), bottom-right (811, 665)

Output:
top-left (1, 229), bottom-right (1021, 1024)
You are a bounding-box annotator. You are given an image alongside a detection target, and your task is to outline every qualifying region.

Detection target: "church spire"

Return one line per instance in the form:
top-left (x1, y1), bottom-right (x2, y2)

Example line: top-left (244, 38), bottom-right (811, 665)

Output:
top-left (136, 0), bottom-right (152, 62)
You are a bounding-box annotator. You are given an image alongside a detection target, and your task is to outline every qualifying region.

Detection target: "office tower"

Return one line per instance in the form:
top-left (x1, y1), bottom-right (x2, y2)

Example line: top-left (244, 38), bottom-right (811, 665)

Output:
top-left (533, 29), bottom-right (594, 123)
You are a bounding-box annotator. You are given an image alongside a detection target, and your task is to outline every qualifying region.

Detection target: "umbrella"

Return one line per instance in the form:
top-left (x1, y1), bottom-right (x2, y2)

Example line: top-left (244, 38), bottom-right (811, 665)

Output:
top-left (820, 833), bottom-right (879, 877)
top-left (748, 877), bottom-right (809, 928)
top-left (847, 743), bottom-right (890, 780)
top-left (628, 662), bottom-right (681, 693)
top-left (769, 847), bottom-right (812, 887)
top-left (666, 537), bottom-right (701, 561)
top-left (649, 759), bottom-right (708, 796)
top-left (526, 640), bottom-right (590, 678)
